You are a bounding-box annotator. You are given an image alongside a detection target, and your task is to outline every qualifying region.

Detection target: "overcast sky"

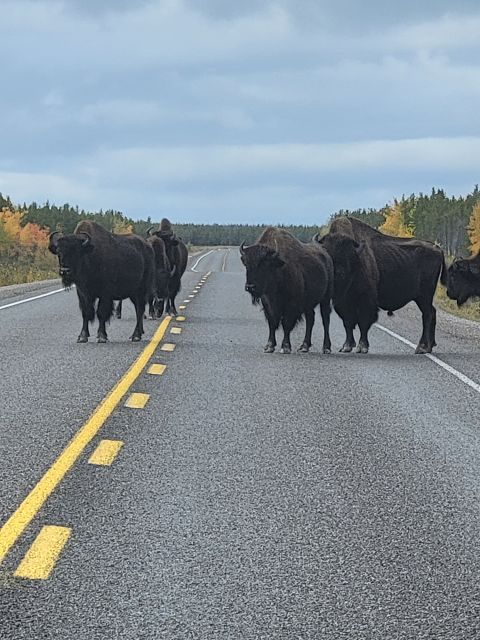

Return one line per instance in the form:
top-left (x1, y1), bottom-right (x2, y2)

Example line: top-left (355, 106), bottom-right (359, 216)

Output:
top-left (1, 0), bottom-right (480, 224)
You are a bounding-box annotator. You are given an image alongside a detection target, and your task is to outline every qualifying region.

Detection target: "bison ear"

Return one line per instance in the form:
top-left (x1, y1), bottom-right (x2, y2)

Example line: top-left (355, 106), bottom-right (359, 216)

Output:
top-left (48, 231), bottom-right (60, 255)
top-left (353, 241), bottom-right (365, 254)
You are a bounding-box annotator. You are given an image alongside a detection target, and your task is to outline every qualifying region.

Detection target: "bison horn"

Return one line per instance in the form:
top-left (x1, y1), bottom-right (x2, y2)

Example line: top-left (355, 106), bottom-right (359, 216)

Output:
top-left (48, 231), bottom-right (61, 254)
top-left (48, 230), bottom-right (61, 246)
top-left (239, 241), bottom-right (248, 256)
top-left (77, 232), bottom-right (91, 247)
top-left (146, 226), bottom-right (155, 237)
top-left (312, 233), bottom-right (320, 243)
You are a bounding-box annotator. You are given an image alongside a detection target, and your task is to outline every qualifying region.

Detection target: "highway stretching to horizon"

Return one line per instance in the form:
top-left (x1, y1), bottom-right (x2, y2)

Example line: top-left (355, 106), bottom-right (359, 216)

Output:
top-left (0, 248), bottom-right (480, 638)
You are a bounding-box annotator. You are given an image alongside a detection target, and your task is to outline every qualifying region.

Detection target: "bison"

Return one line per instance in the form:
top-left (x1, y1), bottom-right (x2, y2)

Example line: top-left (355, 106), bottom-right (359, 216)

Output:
top-left (49, 221), bottom-right (154, 343)
top-left (148, 218), bottom-right (188, 316)
top-left (317, 216), bottom-right (447, 354)
top-left (316, 230), bottom-right (379, 353)
top-left (446, 252), bottom-right (480, 306)
top-left (115, 232), bottom-right (175, 320)
top-left (240, 227), bottom-right (333, 354)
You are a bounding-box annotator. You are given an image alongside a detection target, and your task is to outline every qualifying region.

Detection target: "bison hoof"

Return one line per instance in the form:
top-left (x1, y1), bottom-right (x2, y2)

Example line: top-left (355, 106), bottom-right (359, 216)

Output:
top-left (415, 344), bottom-right (431, 354)
top-left (131, 335), bottom-right (142, 342)
top-left (339, 345), bottom-right (353, 353)
top-left (356, 345), bottom-right (369, 354)
top-left (97, 336), bottom-right (108, 343)
top-left (280, 347), bottom-right (292, 354)
top-left (77, 335), bottom-right (88, 343)
top-left (263, 345), bottom-right (275, 353)
top-left (323, 347), bottom-right (332, 354)
top-left (297, 344), bottom-right (310, 353)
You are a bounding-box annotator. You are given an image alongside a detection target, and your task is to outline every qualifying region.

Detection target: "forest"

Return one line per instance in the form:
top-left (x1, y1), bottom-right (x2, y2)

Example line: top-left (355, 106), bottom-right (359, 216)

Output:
top-left (1, 186), bottom-right (480, 286)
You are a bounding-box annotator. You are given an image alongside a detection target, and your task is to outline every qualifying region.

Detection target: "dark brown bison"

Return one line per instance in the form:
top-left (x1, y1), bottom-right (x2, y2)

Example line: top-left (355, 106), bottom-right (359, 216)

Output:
top-left (115, 232), bottom-right (174, 320)
top-left (447, 252), bottom-right (480, 306)
top-left (49, 221), bottom-right (154, 343)
top-left (240, 226), bottom-right (333, 354)
top-left (148, 218), bottom-right (188, 316)
top-left (317, 230), bottom-right (379, 353)
top-left (317, 216), bottom-right (447, 354)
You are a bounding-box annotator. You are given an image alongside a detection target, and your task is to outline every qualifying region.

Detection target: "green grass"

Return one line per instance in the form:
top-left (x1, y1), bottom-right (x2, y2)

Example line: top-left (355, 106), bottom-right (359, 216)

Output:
top-left (435, 286), bottom-right (480, 322)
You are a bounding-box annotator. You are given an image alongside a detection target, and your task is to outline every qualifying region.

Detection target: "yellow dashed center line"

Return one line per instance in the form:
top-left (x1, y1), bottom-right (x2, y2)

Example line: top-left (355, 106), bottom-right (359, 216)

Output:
top-left (15, 526), bottom-right (71, 580)
top-left (0, 315), bottom-right (172, 566)
top-left (160, 343), bottom-right (176, 352)
top-left (148, 363), bottom-right (167, 375)
top-left (125, 393), bottom-right (150, 409)
top-left (179, 305), bottom-right (186, 310)
top-left (176, 316), bottom-right (186, 321)
top-left (170, 327), bottom-right (182, 335)
top-left (88, 440), bottom-right (124, 466)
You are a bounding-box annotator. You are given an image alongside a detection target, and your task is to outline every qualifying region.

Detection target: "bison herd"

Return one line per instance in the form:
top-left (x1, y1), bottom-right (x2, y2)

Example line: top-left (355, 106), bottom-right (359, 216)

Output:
top-left (240, 216), bottom-right (476, 355)
top-left (48, 214), bottom-right (480, 350)
top-left (48, 218), bottom-right (187, 343)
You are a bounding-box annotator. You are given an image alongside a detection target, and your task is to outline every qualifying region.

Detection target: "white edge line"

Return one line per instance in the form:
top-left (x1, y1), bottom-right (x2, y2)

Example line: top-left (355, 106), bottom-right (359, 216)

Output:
top-left (375, 323), bottom-right (480, 394)
top-left (0, 287), bottom-right (66, 311)
top-left (191, 250), bottom-right (214, 273)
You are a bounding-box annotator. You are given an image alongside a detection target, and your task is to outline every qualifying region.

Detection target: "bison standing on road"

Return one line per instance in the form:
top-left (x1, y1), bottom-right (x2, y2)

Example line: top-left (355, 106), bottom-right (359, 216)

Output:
top-left (317, 216), bottom-right (447, 354)
top-left (240, 227), bottom-right (333, 354)
top-left (447, 253), bottom-right (480, 306)
top-left (148, 218), bottom-right (188, 316)
top-left (49, 221), bottom-right (154, 343)
top-left (317, 229), bottom-right (379, 353)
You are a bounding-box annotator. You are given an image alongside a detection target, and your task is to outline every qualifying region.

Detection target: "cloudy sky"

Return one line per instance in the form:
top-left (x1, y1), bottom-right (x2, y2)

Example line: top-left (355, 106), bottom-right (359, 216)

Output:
top-left (1, 0), bottom-right (480, 224)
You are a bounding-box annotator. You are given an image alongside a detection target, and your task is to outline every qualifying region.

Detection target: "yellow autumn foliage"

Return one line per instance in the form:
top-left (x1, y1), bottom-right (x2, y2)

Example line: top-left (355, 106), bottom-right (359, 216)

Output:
top-left (379, 202), bottom-right (413, 238)
top-left (468, 202), bottom-right (480, 255)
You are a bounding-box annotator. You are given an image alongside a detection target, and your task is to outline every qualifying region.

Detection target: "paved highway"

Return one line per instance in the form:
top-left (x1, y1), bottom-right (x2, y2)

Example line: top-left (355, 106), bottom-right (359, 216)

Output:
top-left (0, 247), bottom-right (479, 639)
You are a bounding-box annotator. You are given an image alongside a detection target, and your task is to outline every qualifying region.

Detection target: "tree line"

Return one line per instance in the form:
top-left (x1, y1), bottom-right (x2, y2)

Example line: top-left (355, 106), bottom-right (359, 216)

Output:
top-left (1, 185), bottom-right (480, 255)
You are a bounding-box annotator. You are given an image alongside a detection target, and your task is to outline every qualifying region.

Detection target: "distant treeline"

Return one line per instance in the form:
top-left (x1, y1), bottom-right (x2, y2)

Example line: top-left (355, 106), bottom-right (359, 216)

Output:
top-left (2, 185), bottom-right (480, 255)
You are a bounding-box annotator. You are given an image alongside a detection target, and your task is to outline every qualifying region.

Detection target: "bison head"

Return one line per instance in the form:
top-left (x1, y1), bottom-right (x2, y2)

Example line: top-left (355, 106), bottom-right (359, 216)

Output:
top-left (239, 241), bottom-right (284, 302)
top-left (48, 231), bottom-right (94, 287)
top-left (447, 256), bottom-right (480, 306)
top-left (315, 232), bottom-right (364, 292)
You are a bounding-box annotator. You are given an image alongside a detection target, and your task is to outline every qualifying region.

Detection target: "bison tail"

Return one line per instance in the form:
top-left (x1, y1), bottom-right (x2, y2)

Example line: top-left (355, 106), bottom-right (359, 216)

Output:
top-left (440, 254), bottom-right (448, 286)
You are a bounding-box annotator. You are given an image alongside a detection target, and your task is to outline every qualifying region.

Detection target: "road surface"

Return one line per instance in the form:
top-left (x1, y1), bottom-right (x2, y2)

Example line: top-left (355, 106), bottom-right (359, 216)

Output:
top-left (0, 247), bottom-right (479, 639)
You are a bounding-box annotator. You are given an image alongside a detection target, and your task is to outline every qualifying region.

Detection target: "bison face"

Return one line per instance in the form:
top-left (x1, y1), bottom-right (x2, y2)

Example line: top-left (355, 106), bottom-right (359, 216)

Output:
top-left (49, 232), bottom-right (94, 287)
top-left (240, 243), bottom-right (284, 302)
top-left (317, 233), bottom-right (363, 292)
top-left (447, 258), bottom-right (480, 306)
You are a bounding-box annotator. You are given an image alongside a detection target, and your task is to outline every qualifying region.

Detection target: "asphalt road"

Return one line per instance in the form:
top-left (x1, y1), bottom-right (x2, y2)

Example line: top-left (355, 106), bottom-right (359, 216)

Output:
top-left (0, 247), bottom-right (480, 639)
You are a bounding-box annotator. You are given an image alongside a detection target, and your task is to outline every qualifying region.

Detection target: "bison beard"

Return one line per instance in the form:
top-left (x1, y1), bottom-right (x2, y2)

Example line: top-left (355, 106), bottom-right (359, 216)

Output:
top-left (49, 221), bottom-right (154, 343)
top-left (240, 227), bottom-right (333, 354)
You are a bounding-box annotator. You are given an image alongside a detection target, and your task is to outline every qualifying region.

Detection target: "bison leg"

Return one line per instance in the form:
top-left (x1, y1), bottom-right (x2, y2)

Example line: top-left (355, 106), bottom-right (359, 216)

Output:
top-left (131, 295), bottom-right (146, 342)
top-left (263, 309), bottom-right (278, 353)
top-left (280, 316), bottom-right (296, 354)
top-left (356, 307), bottom-right (378, 354)
top-left (77, 290), bottom-right (95, 343)
top-left (298, 309), bottom-right (314, 353)
top-left (167, 295), bottom-right (178, 316)
top-left (339, 319), bottom-right (356, 353)
top-left (155, 298), bottom-right (165, 319)
top-left (114, 301), bottom-right (122, 319)
top-left (96, 297), bottom-right (113, 343)
top-left (415, 298), bottom-right (435, 354)
top-left (148, 296), bottom-right (156, 320)
top-left (320, 301), bottom-right (332, 354)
